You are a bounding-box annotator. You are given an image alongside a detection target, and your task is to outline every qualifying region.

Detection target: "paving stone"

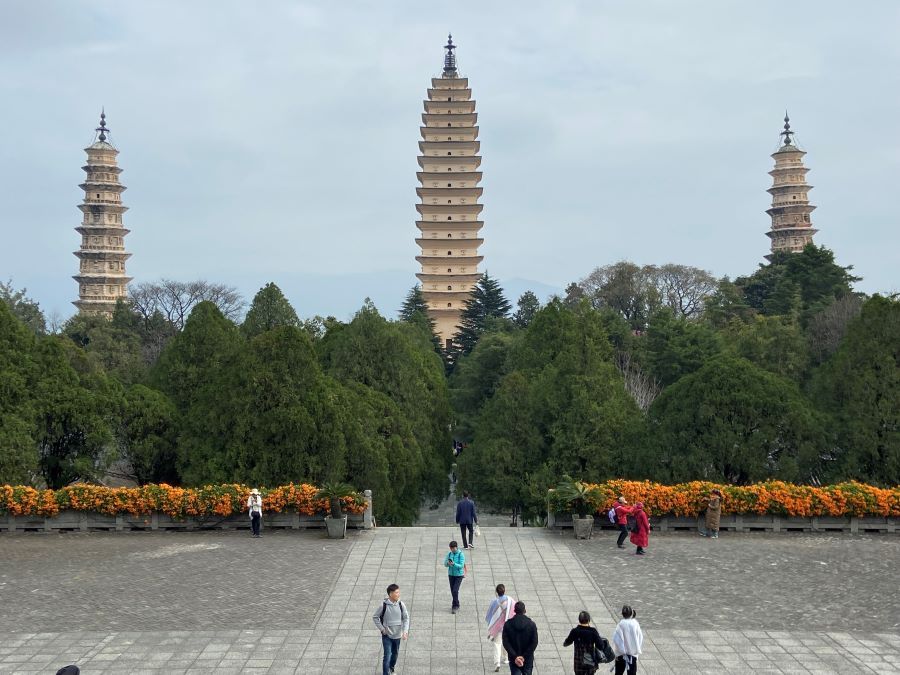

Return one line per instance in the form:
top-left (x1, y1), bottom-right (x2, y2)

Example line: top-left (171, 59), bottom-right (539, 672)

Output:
top-left (2, 526), bottom-right (900, 672)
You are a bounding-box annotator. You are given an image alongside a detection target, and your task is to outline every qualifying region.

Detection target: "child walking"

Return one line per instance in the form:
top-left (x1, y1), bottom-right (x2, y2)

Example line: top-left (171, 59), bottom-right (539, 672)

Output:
top-left (612, 605), bottom-right (643, 675)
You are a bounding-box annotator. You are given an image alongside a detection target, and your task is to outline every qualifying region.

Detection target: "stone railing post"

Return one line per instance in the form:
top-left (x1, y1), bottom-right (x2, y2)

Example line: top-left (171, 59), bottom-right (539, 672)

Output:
top-left (546, 489), bottom-right (556, 528)
top-left (363, 490), bottom-right (373, 529)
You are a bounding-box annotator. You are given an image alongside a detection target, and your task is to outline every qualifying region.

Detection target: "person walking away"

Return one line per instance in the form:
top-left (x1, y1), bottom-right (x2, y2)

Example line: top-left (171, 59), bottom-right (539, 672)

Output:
top-left (629, 502), bottom-right (649, 555)
top-left (485, 583), bottom-right (514, 671)
top-left (700, 489), bottom-right (722, 538)
top-left (456, 491), bottom-right (478, 549)
top-left (247, 488), bottom-right (263, 537)
top-left (502, 601), bottom-right (538, 675)
top-left (612, 605), bottom-right (643, 675)
top-left (613, 497), bottom-right (633, 549)
top-left (443, 540), bottom-right (466, 613)
top-left (563, 610), bottom-right (611, 674)
top-left (372, 583), bottom-right (409, 675)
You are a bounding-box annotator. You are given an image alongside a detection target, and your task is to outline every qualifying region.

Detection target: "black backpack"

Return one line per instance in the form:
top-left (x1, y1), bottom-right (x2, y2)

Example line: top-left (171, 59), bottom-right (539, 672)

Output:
top-left (626, 514), bottom-right (637, 531)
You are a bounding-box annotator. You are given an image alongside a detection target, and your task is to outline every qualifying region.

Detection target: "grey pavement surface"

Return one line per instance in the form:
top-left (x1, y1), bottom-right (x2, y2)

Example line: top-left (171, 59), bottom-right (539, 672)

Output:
top-left (0, 530), bottom-right (353, 631)
top-left (1, 523), bottom-right (899, 673)
top-left (565, 529), bottom-right (900, 632)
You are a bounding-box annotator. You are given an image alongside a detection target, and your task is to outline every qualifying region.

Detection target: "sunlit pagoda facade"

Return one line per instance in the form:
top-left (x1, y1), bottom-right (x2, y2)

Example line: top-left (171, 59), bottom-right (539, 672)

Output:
top-left (765, 113), bottom-right (817, 260)
top-left (415, 35), bottom-right (485, 349)
top-left (74, 111), bottom-right (132, 314)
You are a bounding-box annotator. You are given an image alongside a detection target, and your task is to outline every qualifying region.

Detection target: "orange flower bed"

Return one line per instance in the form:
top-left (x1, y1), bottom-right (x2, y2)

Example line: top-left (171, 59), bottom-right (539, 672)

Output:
top-left (548, 480), bottom-right (900, 518)
top-left (0, 483), bottom-right (368, 519)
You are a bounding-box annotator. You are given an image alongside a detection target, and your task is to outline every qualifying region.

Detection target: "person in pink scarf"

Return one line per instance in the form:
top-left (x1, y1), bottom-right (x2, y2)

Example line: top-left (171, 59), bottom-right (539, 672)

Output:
top-left (485, 583), bottom-right (515, 672)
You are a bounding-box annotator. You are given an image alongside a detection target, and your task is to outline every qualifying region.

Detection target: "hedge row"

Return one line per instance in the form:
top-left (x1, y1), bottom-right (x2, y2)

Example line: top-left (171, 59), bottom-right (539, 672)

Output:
top-left (548, 480), bottom-right (900, 518)
top-left (0, 483), bottom-right (367, 519)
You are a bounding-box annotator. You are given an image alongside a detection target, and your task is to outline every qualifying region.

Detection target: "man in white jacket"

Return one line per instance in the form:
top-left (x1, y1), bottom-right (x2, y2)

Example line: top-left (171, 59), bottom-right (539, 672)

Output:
top-left (612, 605), bottom-right (643, 675)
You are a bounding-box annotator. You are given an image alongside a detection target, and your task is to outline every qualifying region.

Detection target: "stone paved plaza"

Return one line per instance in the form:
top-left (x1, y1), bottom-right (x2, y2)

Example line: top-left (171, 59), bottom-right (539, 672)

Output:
top-left (1, 525), bottom-right (899, 674)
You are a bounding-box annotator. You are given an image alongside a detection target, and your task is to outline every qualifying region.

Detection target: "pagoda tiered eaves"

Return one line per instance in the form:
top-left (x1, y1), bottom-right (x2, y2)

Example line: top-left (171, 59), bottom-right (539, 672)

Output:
top-left (73, 112), bottom-right (133, 315)
top-left (415, 36), bottom-right (486, 348)
top-left (764, 114), bottom-right (818, 260)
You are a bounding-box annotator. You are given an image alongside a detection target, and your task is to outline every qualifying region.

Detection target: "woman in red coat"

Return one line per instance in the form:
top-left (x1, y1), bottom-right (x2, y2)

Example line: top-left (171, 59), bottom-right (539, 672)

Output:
top-left (629, 502), bottom-right (649, 556)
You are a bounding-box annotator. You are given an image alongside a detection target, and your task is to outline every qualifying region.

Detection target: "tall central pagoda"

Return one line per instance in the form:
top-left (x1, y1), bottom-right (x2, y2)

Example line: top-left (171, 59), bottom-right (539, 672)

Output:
top-left (415, 35), bottom-right (485, 349)
top-left (73, 111), bottom-right (132, 314)
top-left (765, 113), bottom-right (817, 260)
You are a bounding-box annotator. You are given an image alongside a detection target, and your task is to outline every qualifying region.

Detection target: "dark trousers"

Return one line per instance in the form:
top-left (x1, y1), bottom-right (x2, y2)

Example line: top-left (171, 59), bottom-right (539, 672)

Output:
top-left (460, 523), bottom-right (474, 548)
top-left (381, 634), bottom-right (400, 675)
top-left (250, 512), bottom-right (261, 536)
top-left (614, 655), bottom-right (637, 675)
top-left (449, 574), bottom-right (463, 608)
top-left (508, 656), bottom-right (534, 674)
top-left (616, 524), bottom-right (629, 546)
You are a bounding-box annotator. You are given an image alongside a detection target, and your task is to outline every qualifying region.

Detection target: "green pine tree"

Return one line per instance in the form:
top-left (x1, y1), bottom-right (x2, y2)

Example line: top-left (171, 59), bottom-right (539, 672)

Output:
top-left (451, 273), bottom-right (511, 359)
top-left (241, 282), bottom-right (300, 338)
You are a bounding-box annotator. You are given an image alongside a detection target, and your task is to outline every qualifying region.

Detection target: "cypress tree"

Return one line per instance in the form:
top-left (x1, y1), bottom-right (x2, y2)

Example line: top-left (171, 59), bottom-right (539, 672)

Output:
top-left (451, 273), bottom-right (511, 359)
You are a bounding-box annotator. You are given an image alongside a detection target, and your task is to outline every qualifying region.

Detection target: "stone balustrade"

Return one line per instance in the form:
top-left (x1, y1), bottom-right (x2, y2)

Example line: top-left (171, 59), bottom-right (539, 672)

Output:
top-left (1, 490), bottom-right (374, 533)
top-left (547, 511), bottom-right (898, 534)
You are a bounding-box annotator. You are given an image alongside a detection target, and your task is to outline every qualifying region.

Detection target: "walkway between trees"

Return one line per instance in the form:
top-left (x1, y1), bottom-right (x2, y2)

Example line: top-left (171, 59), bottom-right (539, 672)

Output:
top-left (414, 475), bottom-right (514, 527)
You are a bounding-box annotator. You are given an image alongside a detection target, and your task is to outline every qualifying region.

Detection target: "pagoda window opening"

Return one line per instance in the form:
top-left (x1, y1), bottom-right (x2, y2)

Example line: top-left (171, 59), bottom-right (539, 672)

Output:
top-left (448, 200), bottom-right (452, 204)
top-left (447, 302), bottom-right (452, 307)
top-left (447, 151), bottom-right (452, 155)
top-left (447, 183), bottom-right (452, 187)
top-left (447, 251), bottom-right (452, 255)
top-left (447, 233), bottom-right (452, 238)
top-left (447, 268), bottom-right (452, 273)
top-left (447, 285), bottom-right (452, 290)
top-left (447, 216), bottom-right (452, 220)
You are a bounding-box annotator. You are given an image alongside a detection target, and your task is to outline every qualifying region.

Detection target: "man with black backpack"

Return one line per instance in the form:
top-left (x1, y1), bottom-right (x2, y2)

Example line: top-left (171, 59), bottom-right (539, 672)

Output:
top-left (373, 583), bottom-right (410, 675)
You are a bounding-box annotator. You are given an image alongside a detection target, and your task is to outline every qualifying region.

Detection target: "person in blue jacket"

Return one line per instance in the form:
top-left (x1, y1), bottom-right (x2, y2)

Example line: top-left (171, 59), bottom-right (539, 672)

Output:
top-left (443, 540), bottom-right (466, 613)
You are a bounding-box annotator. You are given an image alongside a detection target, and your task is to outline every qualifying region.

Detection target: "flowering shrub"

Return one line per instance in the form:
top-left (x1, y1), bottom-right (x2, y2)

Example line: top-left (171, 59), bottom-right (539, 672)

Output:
top-left (0, 483), bottom-right (367, 519)
top-left (547, 480), bottom-right (900, 518)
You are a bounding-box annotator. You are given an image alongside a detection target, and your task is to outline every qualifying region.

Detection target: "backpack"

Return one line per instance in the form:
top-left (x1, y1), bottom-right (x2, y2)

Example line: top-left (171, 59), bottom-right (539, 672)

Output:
top-left (607, 507), bottom-right (617, 524)
top-left (626, 514), bottom-right (637, 531)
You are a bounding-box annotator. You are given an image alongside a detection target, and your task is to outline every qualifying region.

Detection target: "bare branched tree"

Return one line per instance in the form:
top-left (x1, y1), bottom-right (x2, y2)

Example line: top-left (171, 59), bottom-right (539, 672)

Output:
top-left (615, 350), bottom-right (661, 411)
top-left (129, 279), bottom-right (244, 330)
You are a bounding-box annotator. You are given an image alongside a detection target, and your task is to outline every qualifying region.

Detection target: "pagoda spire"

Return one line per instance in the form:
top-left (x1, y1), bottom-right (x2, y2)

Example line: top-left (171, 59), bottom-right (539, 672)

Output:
top-left (780, 110), bottom-right (794, 146)
top-left (443, 34), bottom-right (458, 76)
top-left (96, 108), bottom-right (108, 142)
top-left (764, 113), bottom-right (817, 260)
top-left (415, 36), bottom-right (485, 349)
top-left (73, 111), bottom-right (133, 315)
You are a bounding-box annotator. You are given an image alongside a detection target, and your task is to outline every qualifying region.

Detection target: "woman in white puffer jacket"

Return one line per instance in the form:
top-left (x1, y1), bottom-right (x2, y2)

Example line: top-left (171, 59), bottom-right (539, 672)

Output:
top-left (612, 605), bottom-right (643, 675)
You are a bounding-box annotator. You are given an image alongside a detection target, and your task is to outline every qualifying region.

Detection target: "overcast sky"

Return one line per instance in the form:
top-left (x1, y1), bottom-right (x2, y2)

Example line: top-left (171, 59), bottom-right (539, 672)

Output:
top-left (1, 1), bottom-right (898, 323)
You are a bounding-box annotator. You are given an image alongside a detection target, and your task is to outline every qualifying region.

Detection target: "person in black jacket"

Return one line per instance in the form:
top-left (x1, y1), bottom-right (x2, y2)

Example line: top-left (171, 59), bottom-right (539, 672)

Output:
top-left (563, 611), bottom-right (608, 674)
top-left (455, 491), bottom-right (478, 549)
top-left (502, 601), bottom-right (538, 675)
